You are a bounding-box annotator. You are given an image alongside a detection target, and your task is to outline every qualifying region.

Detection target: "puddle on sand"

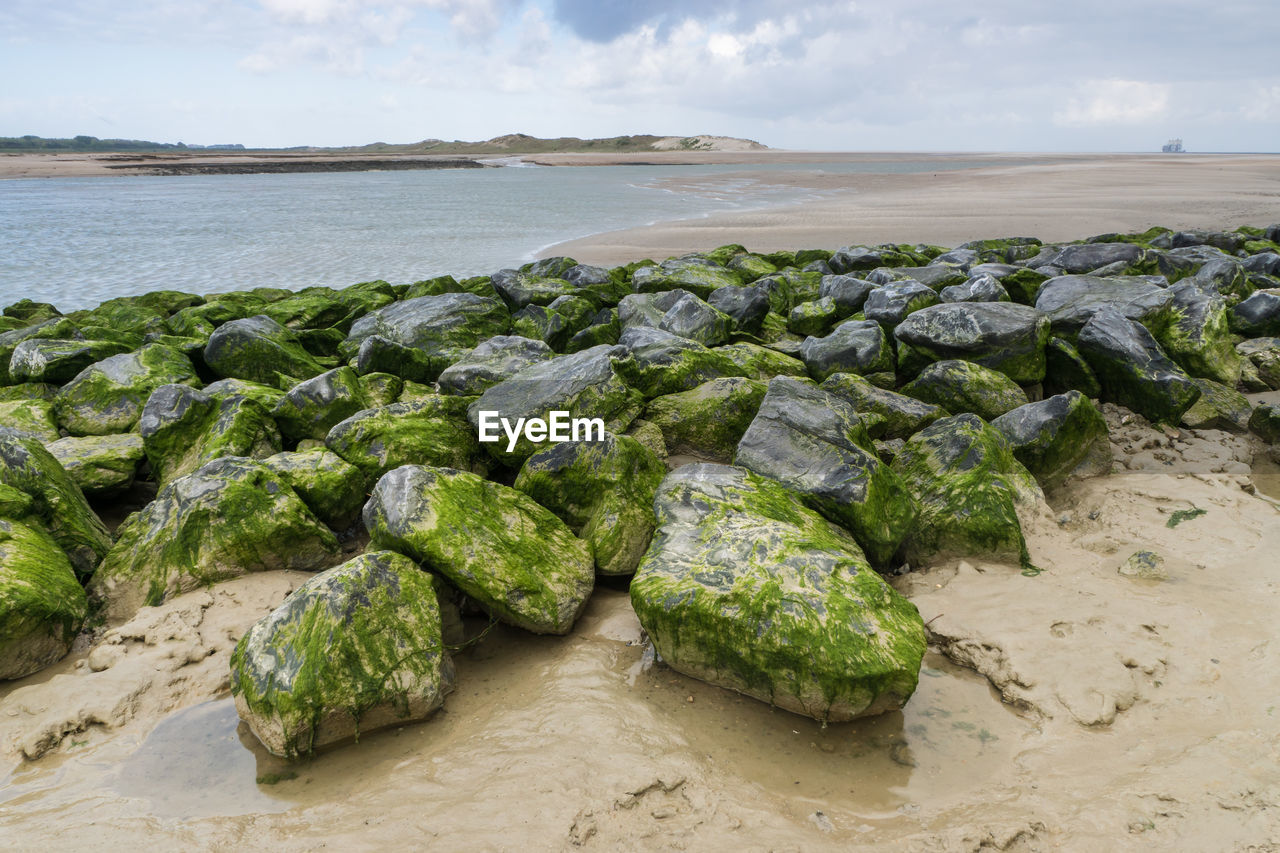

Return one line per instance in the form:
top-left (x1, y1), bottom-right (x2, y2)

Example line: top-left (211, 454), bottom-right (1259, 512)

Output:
top-left (1251, 454), bottom-right (1280, 499)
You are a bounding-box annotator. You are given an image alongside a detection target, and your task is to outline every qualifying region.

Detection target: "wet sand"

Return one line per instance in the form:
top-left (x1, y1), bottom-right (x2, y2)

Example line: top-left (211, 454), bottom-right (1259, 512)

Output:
top-left (3, 410), bottom-right (1279, 850)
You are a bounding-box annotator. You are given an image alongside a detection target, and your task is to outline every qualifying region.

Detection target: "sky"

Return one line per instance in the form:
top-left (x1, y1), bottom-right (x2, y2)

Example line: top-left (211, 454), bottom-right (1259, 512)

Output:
top-left (2, 0), bottom-right (1278, 152)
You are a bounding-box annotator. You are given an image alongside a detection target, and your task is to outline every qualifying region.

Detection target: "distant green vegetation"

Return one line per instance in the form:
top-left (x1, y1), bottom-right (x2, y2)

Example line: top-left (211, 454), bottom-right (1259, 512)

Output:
top-left (0, 135), bottom-right (244, 152)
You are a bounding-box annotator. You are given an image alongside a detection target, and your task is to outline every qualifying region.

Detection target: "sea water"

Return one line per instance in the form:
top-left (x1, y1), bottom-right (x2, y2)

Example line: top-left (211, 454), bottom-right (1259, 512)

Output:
top-left (0, 159), bottom-right (1009, 311)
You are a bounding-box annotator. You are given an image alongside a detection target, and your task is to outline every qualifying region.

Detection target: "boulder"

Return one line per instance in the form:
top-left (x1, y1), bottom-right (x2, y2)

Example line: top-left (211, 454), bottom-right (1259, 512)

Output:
top-left (1237, 338), bottom-right (1280, 390)
top-left (1048, 243), bottom-right (1149, 274)
top-left (706, 285), bottom-right (771, 335)
top-left (716, 342), bottom-right (808, 380)
top-left (8, 338), bottom-right (132, 386)
top-left (325, 397), bottom-right (478, 481)
top-left (799, 319), bottom-right (894, 382)
top-left (0, 518), bottom-right (87, 679)
top-left (89, 457), bottom-right (339, 621)
top-left (893, 302), bottom-right (1050, 383)
top-left (1076, 308), bottom-right (1200, 425)
top-left (862, 280), bottom-right (939, 327)
top-left (52, 344), bottom-right (199, 436)
top-left (734, 378), bottom-right (916, 565)
top-left (1180, 379), bottom-right (1253, 432)
top-left (632, 256), bottom-right (742, 299)
top-left (787, 297), bottom-right (841, 337)
top-left (819, 372), bottom-right (945, 440)
top-left (489, 269), bottom-right (580, 309)
top-left (364, 466), bottom-right (594, 634)
top-left (1043, 337), bottom-right (1102, 398)
top-left (891, 414), bottom-right (1041, 564)
top-left (819, 275), bottom-right (875, 313)
top-left (514, 432), bottom-right (666, 575)
top-left (867, 265), bottom-right (966, 291)
top-left (203, 378), bottom-right (287, 409)
top-left (0, 399), bottom-right (59, 442)
top-left (263, 449), bottom-right (367, 530)
top-left (47, 433), bottom-right (145, 495)
top-left (139, 385), bottom-right (281, 485)
top-left (230, 550), bottom-right (454, 758)
top-left (0, 317), bottom-right (83, 385)
top-left (900, 360), bottom-right (1028, 421)
top-left (630, 463), bottom-right (925, 722)
top-left (642, 377), bottom-right (767, 461)
top-left (340, 294), bottom-right (509, 381)
top-left (436, 335), bottom-right (553, 396)
top-left (939, 272), bottom-right (1011, 303)
top-left (1034, 275), bottom-right (1174, 338)
top-left (0, 430), bottom-right (111, 578)
top-left (1158, 282), bottom-right (1241, 385)
top-left (271, 366), bottom-right (370, 444)
top-left (1249, 403), bottom-right (1280, 444)
top-left (510, 296), bottom-right (595, 351)
top-left (611, 327), bottom-right (739, 399)
top-left (1229, 290), bottom-right (1280, 337)
top-left (619, 290), bottom-right (734, 347)
top-left (204, 315), bottom-right (327, 389)
top-left (990, 392), bottom-right (1111, 490)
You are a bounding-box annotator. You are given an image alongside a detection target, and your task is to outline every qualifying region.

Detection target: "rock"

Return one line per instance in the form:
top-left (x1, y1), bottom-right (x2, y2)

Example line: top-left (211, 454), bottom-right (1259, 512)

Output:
top-left (203, 378), bottom-right (287, 409)
top-left (8, 338), bottom-right (132, 385)
top-left (204, 315), bottom-right (327, 389)
top-left (734, 378), bottom-right (917, 565)
top-left (1034, 275), bottom-right (1174, 338)
top-left (619, 290), bottom-right (734, 347)
top-left (365, 465), bottom-right (594, 634)
top-left (357, 372), bottom-right (404, 407)
top-left (0, 399), bottom-right (59, 442)
top-left (3, 299), bottom-right (61, 323)
top-left (787, 297), bottom-right (841, 337)
top-left (891, 414), bottom-right (1041, 564)
top-left (611, 327), bottom-right (739, 399)
top-left (0, 317), bottom-right (82, 385)
top-left (230, 550), bottom-right (454, 758)
top-left (47, 434), bottom-right (145, 495)
top-left (1180, 379), bottom-right (1253, 432)
top-left (0, 383), bottom-right (56, 403)
top-left (437, 336), bottom-right (553, 396)
top-left (510, 297), bottom-right (594, 351)
top-left (958, 237), bottom-right (1043, 264)
top-left (642, 377), bottom-right (767, 461)
top-left (1118, 550), bottom-right (1168, 581)
top-left (139, 385), bottom-right (281, 485)
top-left (990, 392), bottom-right (1111, 489)
top-left (819, 372), bottom-right (945, 440)
top-left (271, 366), bottom-right (370, 444)
top-left (715, 342), bottom-right (808, 380)
top-left (340, 294), bottom-right (510, 381)
top-left (900, 360), bottom-right (1028, 421)
top-left (0, 519), bottom-right (87, 679)
top-left (1249, 403), bottom-right (1280, 444)
top-left (1188, 257), bottom-right (1250, 298)
top-left (799, 319), bottom-right (894, 382)
top-left (514, 432), bottom-right (665, 575)
top-left (1076, 308), bottom-right (1200, 425)
top-left (862, 280), bottom-right (939, 327)
top-left (868, 265), bottom-right (966, 291)
top-left (0, 430), bottom-right (111, 578)
top-left (1237, 338), bottom-right (1280, 389)
top-left (630, 463), bottom-right (925, 722)
top-left (89, 457), bottom-right (339, 622)
top-left (468, 344), bottom-right (643, 461)
top-left (939, 272), bottom-right (1010, 303)
top-left (819, 275), bottom-right (875, 313)
top-left (263, 449), bottom-right (367, 530)
top-left (706, 285), bottom-right (771, 334)
top-left (1229, 290), bottom-right (1280, 337)
top-left (325, 397), bottom-right (478, 481)
top-left (1158, 283), bottom-right (1241, 385)
top-left (1043, 336), bottom-right (1102, 398)
top-left (632, 256), bottom-right (742, 299)
top-left (52, 344), bottom-right (199, 436)
top-left (1049, 242), bottom-right (1149, 274)
top-left (893, 302), bottom-right (1050, 383)
top-left (489, 269), bottom-right (580, 309)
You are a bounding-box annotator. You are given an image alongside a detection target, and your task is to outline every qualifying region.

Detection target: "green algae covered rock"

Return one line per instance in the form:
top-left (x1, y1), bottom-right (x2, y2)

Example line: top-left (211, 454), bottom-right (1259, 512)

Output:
top-left (140, 385), bottom-right (282, 485)
top-left (734, 377), bottom-right (916, 566)
top-left (900, 360), bottom-right (1028, 421)
top-left (1043, 336), bottom-right (1102, 398)
top-left (716, 342), bottom-right (808, 380)
top-left (0, 383), bottom-right (57, 403)
top-left (365, 465), bottom-right (594, 634)
top-left (436, 336), bottom-right (553, 396)
top-left (787, 297), bottom-right (842, 337)
top-left (326, 397), bottom-right (478, 481)
top-left (203, 378), bottom-right (287, 410)
top-left (819, 372), bottom-right (945, 440)
top-left (271, 366), bottom-right (370, 444)
top-left (1249, 403), bottom-right (1280, 444)
top-left (263, 448), bottom-right (368, 531)
top-left (0, 429), bottom-right (111, 578)
top-left (53, 344), bottom-right (199, 436)
top-left (89, 456), bottom-right (339, 622)
top-left (1179, 379), bottom-right (1252, 432)
top-left (0, 518), bottom-right (87, 679)
top-left (891, 414), bottom-right (1041, 565)
top-left (204, 315), bottom-right (328, 389)
top-left (642, 377), bottom-right (767, 462)
top-left (47, 433), bottom-right (145, 495)
top-left (1076, 307), bottom-right (1200, 425)
top-left (1237, 338), bottom-right (1280, 390)
top-left (613, 327), bottom-right (742, 399)
top-left (632, 256), bottom-right (742, 300)
top-left (514, 432), bottom-right (665, 576)
top-left (893, 302), bottom-right (1050, 383)
top-left (230, 550), bottom-right (454, 758)
top-left (1156, 282), bottom-right (1242, 386)
top-left (8, 338), bottom-right (132, 385)
top-left (990, 392), bottom-right (1112, 490)
top-left (0, 398), bottom-right (59, 442)
top-left (630, 463), bottom-right (925, 722)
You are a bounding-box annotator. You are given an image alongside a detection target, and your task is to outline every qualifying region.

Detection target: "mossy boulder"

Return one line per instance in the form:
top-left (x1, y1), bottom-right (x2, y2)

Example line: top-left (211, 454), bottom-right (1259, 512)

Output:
top-left (8, 338), bottom-right (132, 385)
top-left (1076, 307), bottom-right (1200, 425)
top-left (514, 432), bottom-right (665, 575)
top-left (891, 414), bottom-right (1041, 565)
top-left (1043, 336), bottom-right (1102, 398)
top-left (715, 342), bottom-right (808, 380)
top-left (1229, 290), bottom-right (1280, 337)
top-left (819, 275), bottom-right (875, 314)
top-left (271, 366), bottom-right (370, 444)
top-left (0, 383), bottom-right (57, 403)
top-left (819, 372), bottom-right (945, 440)
top-left (0, 518), bottom-right (88, 679)
top-left (893, 302), bottom-right (1050, 383)
top-left (0, 398), bottom-right (59, 442)
top-left (0, 317), bottom-right (82, 385)
top-left (1048, 243), bottom-right (1152, 275)
top-left (734, 377), bottom-right (916, 565)
top-left (1180, 379), bottom-right (1253, 432)
top-left (1034, 275), bottom-right (1175, 338)
top-left (632, 257), bottom-right (742, 299)
top-left (862, 281), bottom-right (939, 327)
top-left (1249, 403), bottom-right (1280, 444)
top-left (326, 397), bottom-right (478, 481)
top-left (787, 297), bottom-right (842, 337)
top-left (490, 269), bottom-right (582, 309)
top-left (0, 430), bottom-right (111, 578)
top-left (707, 285), bottom-right (771, 334)
top-left (900, 360), bottom-right (1028, 421)
top-left (47, 433), bottom-right (145, 495)
top-left (204, 315), bottom-right (328, 389)
top-left (510, 297), bottom-right (595, 351)
top-left (357, 372), bottom-right (404, 407)
top-left (140, 385), bottom-right (282, 485)
top-left (612, 328), bottom-right (742, 399)
top-left (53, 344), bottom-right (199, 436)
top-left (619, 290), bottom-right (734, 347)
top-left (1157, 282), bottom-right (1241, 385)
top-left (203, 378), bottom-right (288, 410)
top-left (365, 466), bottom-right (594, 634)
top-left (263, 449), bottom-right (368, 530)
top-left (436, 336), bottom-right (553, 396)
top-left (642, 377), bottom-right (767, 461)
top-left (1237, 338), bottom-right (1280, 390)
top-left (799, 319), bottom-right (894, 382)
top-left (939, 272), bottom-right (1011, 303)
top-left (230, 550), bottom-right (454, 759)
top-left (89, 457), bottom-right (339, 622)
top-left (630, 463), bottom-right (925, 722)
top-left (990, 392), bottom-right (1111, 490)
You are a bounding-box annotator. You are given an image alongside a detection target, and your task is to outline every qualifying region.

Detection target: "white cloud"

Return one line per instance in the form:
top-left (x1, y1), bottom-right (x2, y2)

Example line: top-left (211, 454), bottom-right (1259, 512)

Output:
top-left (1054, 80), bottom-right (1171, 126)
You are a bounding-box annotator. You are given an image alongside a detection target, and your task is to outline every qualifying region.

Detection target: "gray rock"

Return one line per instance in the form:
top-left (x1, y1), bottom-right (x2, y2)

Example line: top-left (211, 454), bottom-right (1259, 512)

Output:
top-left (9, 338), bottom-right (131, 385)
top-left (862, 280), bottom-right (939, 327)
top-left (799, 319), bottom-right (894, 381)
top-left (271, 366), bottom-right (371, 443)
top-left (1229, 290), bottom-right (1280, 337)
top-left (893, 302), bottom-right (1050, 383)
top-left (1034, 275), bottom-right (1174, 337)
top-left (204, 315), bottom-right (327, 389)
top-left (820, 372), bottom-right (945, 440)
top-left (990, 391), bottom-right (1111, 489)
top-left (339, 294), bottom-right (510, 381)
top-left (819, 275), bottom-right (875, 313)
top-left (899, 360), bottom-right (1028, 421)
top-left (707, 285), bottom-right (771, 334)
top-left (1076, 307), bottom-right (1200, 425)
top-left (436, 335), bottom-right (553, 395)
top-left (1049, 243), bottom-right (1147, 274)
top-left (939, 272), bottom-right (1010, 303)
